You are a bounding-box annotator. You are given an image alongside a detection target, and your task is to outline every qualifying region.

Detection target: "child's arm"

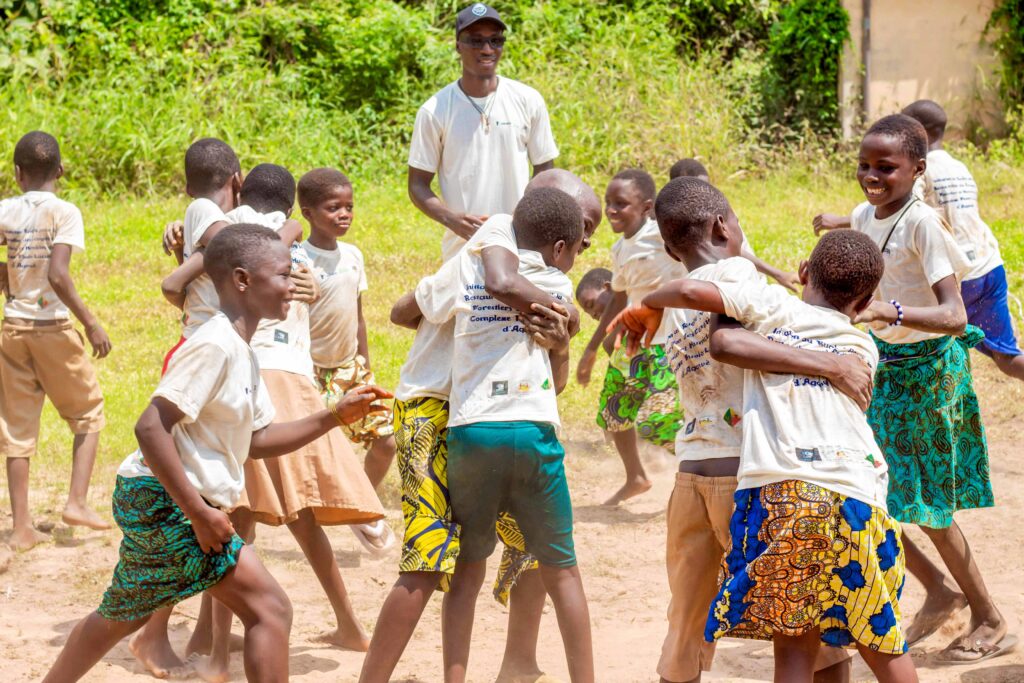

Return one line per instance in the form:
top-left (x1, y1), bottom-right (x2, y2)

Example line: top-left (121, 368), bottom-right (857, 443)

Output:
top-left (742, 253), bottom-right (800, 293)
top-left (278, 219), bottom-right (303, 246)
top-left (812, 213), bottom-right (852, 235)
top-left (162, 220), bottom-right (185, 264)
top-left (577, 290), bottom-right (627, 385)
top-left (708, 320), bottom-right (874, 411)
top-left (390, 290), bottom-right (423, 330)
top-left (135, 398), bottom-right (236, 553)
top-left (608, 279), bottom-right (727, 356)
top-left (249, 386), bottom-right (392, 458)
top-left (520, 302), bottom-right (572, 393)
top-left (356, 295), bottom-right (370, 367)
top-left (482, 246), bottom-right (580, 336)
top-left (856, 274), bottom-right (967, 336)
top-left (162, 250), bottom-right (206, 310)
top-left (48, 244), bottom-right (112, 358)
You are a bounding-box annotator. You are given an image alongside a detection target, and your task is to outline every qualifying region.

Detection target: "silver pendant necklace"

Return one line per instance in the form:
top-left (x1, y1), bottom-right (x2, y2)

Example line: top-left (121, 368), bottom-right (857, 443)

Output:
top-left (458, 80), bottom-right (497, 133)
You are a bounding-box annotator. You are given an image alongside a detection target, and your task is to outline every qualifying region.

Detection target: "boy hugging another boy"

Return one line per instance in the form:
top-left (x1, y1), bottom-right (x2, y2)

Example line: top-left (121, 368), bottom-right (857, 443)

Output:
top-left (615, 198), bottom-right (918, 682)
top-left (395, 187), bottom-right (593, 683)
top-left (43, 225), bottom-right (390, 683)
top-left (0, 131), bottom-right (112, 550)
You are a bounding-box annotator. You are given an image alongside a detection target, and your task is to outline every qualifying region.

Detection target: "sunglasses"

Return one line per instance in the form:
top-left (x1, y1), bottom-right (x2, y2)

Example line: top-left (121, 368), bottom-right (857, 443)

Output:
top-left (458, 35), bottom-right (506, 50)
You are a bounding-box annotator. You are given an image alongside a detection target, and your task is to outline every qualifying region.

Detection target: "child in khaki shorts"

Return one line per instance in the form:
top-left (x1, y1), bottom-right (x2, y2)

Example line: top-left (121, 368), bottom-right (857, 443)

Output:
top-left (0, 131), bottom-right (112, 550)
top-left (298, 168), bottom-right (397, 490)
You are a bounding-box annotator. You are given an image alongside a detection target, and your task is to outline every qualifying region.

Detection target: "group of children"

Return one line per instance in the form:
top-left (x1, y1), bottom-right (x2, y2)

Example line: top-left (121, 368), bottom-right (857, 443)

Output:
top-left (1, 96), bottom-right (1017, 683)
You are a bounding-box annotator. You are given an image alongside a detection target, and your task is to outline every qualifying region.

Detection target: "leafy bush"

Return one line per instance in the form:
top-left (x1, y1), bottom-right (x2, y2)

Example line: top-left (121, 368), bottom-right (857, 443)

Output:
top-left (987, 0), bottom-right (1024, 114)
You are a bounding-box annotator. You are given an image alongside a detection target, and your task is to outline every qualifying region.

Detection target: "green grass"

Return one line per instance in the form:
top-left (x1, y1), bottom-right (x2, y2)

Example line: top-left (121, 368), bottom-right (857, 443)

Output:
top-left (15, 153), bottom-right (1024, 515)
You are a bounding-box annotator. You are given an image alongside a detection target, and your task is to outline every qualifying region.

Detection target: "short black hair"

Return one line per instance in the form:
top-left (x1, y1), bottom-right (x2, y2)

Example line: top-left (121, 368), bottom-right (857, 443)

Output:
top-left (901, 99), bottom-right (947, 142)
top-left (297, 167), bottom-right (352, 208)
top-left (240, 163), bottom-right (296, 215)
top-left (808, 230), bottom-right (884, 310)
top-left (575, 267), bottom-right (612, 300)
top-left (610, 168), bottom-right (656, 203)
top-left (653, 177), bottom-right (731, 253)
top-left (205, 224), bottom-right (282, 286)
top-left (864, 114), bottom-right (928, 162)
top-left (14, 131), bottom-right (61, 181)
top-left (513, 187), bottom-right (583, 251)
top-left (184, 138), bottom-right (240, 196)
top-left (668, 158), bottom-right (709, 180)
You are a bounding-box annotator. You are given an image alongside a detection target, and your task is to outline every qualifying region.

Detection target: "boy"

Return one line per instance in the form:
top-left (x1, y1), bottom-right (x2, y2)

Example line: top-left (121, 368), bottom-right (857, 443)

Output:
top-left (613, 227), bottom-right (918, 683)
top-left (298, 168), bottom-right (397, 490)
top-left (904, 99), bottom-right (1024, 381)
top-left (623, 179), bottom-right (867, 683)
top-left (668, 158), bottom-right (709, 182)
top-left (577, 168), bottom-right (684, 506)
top-left (361, 169), bottom-right (601, 683)
top-left (42, 225), bottom-right (390, 683)
top-left (574, 267), bottom-right (613, 323)
top-left (395, 187), bottom-right (593, 683)
top-left (0, 131), bottom-right (111, 550)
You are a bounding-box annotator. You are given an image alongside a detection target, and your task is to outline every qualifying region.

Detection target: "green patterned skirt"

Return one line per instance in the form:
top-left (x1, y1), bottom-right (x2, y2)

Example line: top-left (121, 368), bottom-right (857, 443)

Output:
top-left (98, 476), bottom-right (244, 621)
top-left (867, 327), bottom-right (993, 529)
top-left (596, 344), bottom-right (681, 452)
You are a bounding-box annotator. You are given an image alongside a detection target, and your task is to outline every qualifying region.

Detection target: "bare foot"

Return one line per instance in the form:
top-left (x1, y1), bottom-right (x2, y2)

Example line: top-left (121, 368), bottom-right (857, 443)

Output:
top-left (9, 526), bottom-right (49, 551)
top-left (192, 654), bottom-right (231, 683)
top-left (496, 667), bottom-right (552, 683)
top-left (129, 630), bottom-right (185, 679)
top-left (62, 503), bottom-right (112, 530)
top-left (0, 545), bottom-right (12, 573)
top-left (186, 632), bottom-right (245, 657)
top-left (602, 478), bottom-right (653, 506)
top-left (939, 615), bottom-right (1011, 663)
top-left (314, 628), bottom-right (370, 652)
top-left (905, 588), bottom-right (968, 645)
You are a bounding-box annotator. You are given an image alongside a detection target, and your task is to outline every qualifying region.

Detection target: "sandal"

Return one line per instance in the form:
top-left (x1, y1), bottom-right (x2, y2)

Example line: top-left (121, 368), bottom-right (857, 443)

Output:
top-left (934, 633), bottom-right (1018, 665)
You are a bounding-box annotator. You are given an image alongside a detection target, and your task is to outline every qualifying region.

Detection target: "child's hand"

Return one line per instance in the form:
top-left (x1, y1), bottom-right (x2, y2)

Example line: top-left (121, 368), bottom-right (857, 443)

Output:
top-left (162, 220), bottom-right (184, 255)
top-left (812, 213), bottom-right (846, 235)
top-left (521, 302), bottom-right (570, 351)
top-left (190, 506), bottom-right (236, 554)
top-left (577, 347), bottom-right (597, 386)
top-left (331, 385), bottom-right (394, 425)
top-left (290, 265), bottom-right (320, 304)
top-left (853, 300), bottom-right (896, 328)
top-left (608, 305), bottom-right (663, 356)
top-left (825, 353), bottom-right (874, 412)
top-left (774, 271), bottom-right (801, 293)
top-left (85, 322), bottom-right (112, 358)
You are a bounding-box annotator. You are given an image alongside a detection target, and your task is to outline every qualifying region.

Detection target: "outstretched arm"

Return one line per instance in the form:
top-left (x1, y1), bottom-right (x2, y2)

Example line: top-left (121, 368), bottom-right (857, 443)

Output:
top-left (49, 244), bottom-right (111, 358)
top-left (812, 213), bottom-right (852, 235)
top-left (856, 274), bottom-right (966, 337)
top-left (577, 290), bottom-right (627, 386)
top-left (743, 253), bottom-right (800, 293)
top-left (608, 279), bottom-right (727, 355)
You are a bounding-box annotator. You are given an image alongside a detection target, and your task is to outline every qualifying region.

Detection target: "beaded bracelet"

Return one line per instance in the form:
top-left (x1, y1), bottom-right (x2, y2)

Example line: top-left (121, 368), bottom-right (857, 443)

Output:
top-left (888, 300), bottom-right (904, 327)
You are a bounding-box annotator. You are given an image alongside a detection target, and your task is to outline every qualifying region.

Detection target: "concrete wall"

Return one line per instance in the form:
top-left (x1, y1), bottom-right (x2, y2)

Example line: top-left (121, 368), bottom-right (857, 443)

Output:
top-left (840, 0), bottom-right (1002, 139)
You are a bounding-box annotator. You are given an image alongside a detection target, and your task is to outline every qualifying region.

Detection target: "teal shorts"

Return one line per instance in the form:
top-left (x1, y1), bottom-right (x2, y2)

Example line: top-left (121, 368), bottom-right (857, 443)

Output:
top-left (447, 421), bottom-right (576, 568)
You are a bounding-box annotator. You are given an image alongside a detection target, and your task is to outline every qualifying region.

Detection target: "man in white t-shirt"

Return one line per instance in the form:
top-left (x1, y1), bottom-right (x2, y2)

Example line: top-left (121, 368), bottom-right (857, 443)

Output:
top-left (0, 131), bottom-right (112, 550)
top-left (407, 3), bottom-right (559, 262)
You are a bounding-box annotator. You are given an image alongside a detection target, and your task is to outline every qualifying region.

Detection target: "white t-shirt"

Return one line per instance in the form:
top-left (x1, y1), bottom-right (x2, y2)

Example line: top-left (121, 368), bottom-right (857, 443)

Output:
top-left (408, 77), bottom-right (559, 262)
top-left (416, 247), bottom-right (571, 428)
top-left (303, 241), bottom-right (367, 369)
top-left (117, 312), bottom-right (276, 509)
top-left (611, 217), bottom-right (689, 344)
top-left (181, 198), bottom-right (230, 338)
top-left (0, 191), bottom-right (85, 320)
top-left (914, 150), bottom-right (1001, 281)
top-left (714, 280), bottom-right (890, 509)
top-left (664, 257), bottom-right (756, 462)
top-left (394, 214), bottom-right (520, 403)
top-left (224, 206), bottom-right (314, 379)
top-left (851, 199), bottom-right (969, 344)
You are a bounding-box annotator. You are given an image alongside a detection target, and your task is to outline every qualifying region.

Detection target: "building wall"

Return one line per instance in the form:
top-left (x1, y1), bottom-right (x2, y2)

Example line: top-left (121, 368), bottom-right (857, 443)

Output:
top-left (840, 0), bottom-right (1002, 139)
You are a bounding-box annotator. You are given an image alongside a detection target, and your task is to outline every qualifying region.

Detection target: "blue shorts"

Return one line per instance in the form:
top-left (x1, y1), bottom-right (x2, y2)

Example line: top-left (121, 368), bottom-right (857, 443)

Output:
top-left (961, 264), bottom-right (1022, 357)
top-left (446, 421), bottom-right (576, 568)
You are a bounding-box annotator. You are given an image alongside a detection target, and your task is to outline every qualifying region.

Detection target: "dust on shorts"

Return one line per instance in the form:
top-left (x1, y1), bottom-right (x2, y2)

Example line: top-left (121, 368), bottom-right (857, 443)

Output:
top-left (98, 476), bottom-right (244, 622)
top-left (317, 354), bottom-right (395, 446)
top-left (705, 480), bottom-right (907, 655)
top-left (394, 397), bottom-right (460, 592)
top-left (597, 344), bottom-right (681, 452)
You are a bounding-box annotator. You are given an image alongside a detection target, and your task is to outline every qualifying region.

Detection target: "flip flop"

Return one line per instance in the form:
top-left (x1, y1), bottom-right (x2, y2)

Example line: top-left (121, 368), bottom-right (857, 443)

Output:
top-left (934, 633), bottom-right (1018, 665)
top-left (906, 599), bottom-right (969, 647)
top-left (349, 520), bottom-right (395, 557)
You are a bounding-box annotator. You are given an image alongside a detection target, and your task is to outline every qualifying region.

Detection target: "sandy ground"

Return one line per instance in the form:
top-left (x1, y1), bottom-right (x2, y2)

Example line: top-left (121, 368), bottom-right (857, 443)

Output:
top-left (3, 361), bottom-right (1023, 683)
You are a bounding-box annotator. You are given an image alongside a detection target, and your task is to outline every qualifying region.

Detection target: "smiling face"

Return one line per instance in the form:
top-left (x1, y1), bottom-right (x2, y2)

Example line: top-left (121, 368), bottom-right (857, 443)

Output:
top-left (604, 179), bottom-right (651, 237)
top-left (857, 133), bottom-right (925, 219)
top-left (456, 21), bottom-right (504, 78)
top-left (303, 184), bottom-right (354, 240)
top-left (246, 241), bottom-right (295, 321)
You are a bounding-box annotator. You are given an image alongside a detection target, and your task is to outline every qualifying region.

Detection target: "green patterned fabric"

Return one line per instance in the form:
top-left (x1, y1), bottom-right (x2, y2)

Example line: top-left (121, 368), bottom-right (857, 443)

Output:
top-left (98, 476), bottom-right (243, 621)
top-left (867, 326), bottom-right (993, 529)
top-left (597, 344), bottom-right (681, 452)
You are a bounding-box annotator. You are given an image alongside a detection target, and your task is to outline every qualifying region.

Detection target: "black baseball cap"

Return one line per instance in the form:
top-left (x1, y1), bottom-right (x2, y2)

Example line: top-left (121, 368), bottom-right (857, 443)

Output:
top-left (455, 3), bottom-right (507, 36)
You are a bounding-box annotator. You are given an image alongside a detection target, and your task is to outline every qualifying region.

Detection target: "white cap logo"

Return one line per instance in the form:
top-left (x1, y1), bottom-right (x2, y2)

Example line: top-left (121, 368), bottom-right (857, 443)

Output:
top-left (472, 3), bottom-right (487, 16)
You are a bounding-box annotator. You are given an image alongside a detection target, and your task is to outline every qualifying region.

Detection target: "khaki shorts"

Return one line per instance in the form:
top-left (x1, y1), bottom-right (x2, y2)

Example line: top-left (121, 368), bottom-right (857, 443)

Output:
top-left (0, 319), bottom-right (105, 458)
top-left (315, 355), bottom-right (394, 446)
